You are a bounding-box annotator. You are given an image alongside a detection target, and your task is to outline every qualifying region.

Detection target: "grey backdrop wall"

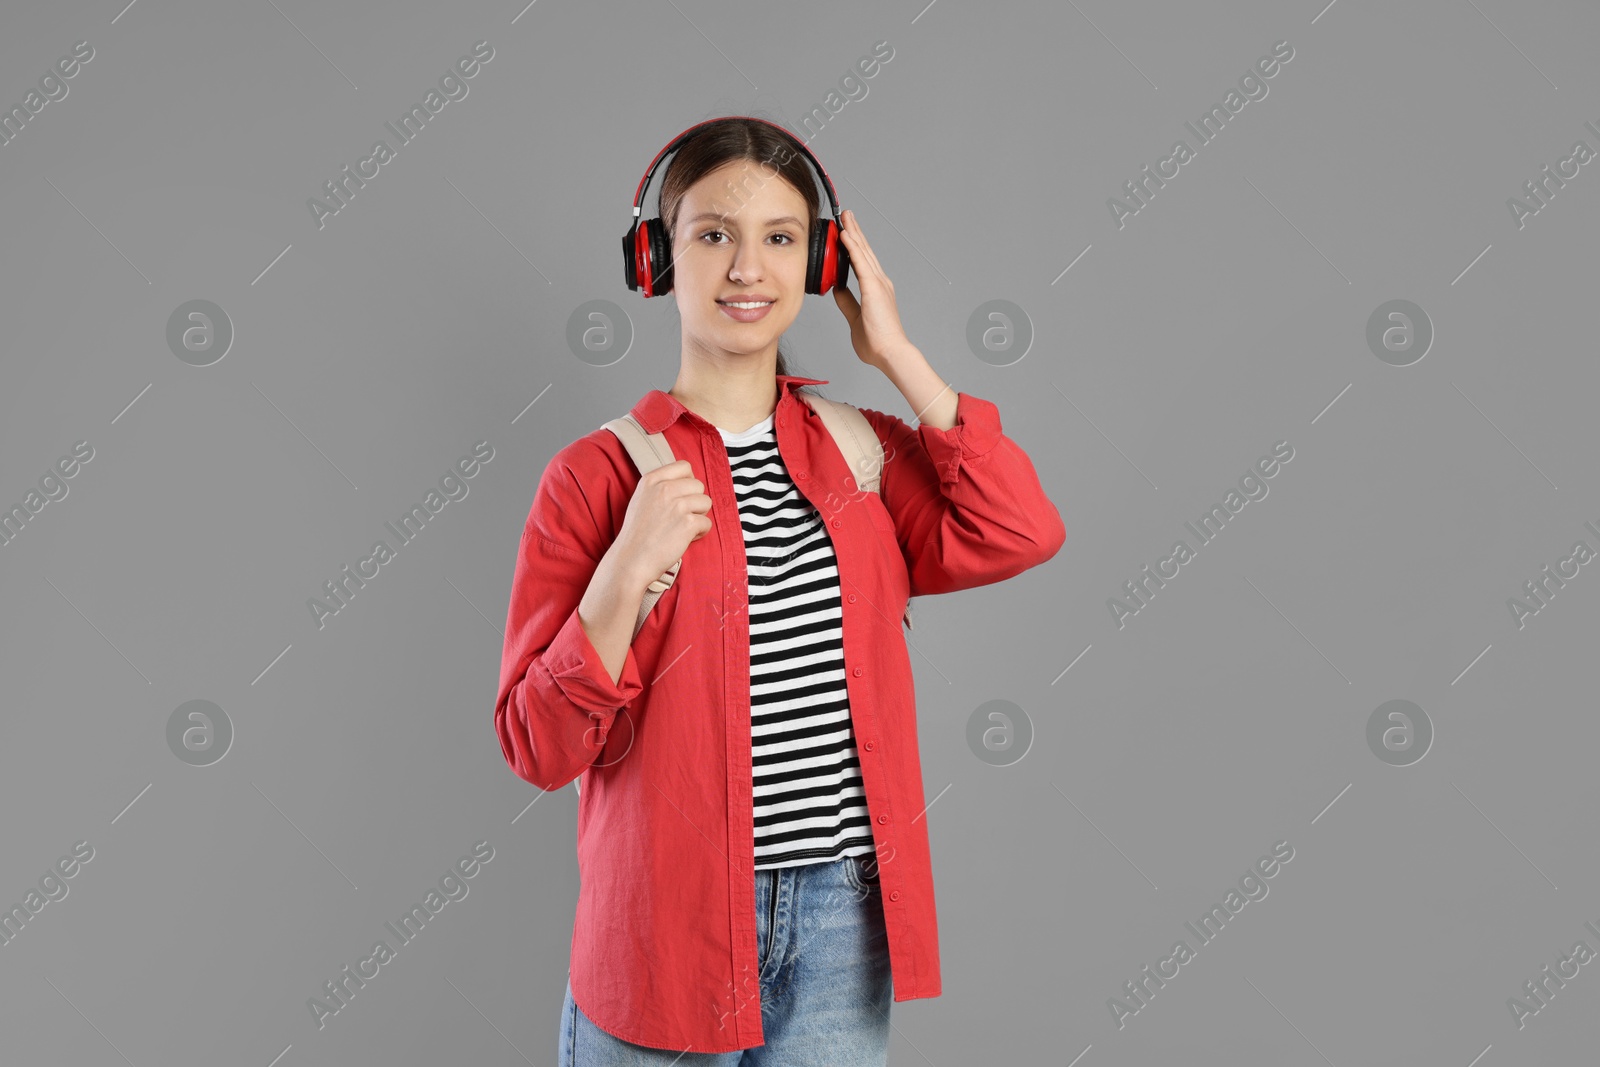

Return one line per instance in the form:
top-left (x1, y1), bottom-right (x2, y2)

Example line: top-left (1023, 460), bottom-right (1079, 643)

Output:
top-left (3, 1), bottom-right (1598, 1064)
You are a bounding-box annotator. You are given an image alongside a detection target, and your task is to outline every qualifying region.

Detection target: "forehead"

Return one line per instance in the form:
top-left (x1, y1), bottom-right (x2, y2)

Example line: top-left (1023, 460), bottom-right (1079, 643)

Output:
top-left (680, 158), bottom-right (811, 222)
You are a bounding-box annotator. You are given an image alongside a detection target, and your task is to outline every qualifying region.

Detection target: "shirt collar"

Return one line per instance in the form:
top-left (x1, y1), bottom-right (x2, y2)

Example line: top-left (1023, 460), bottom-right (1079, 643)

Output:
top-left (630, 374), bottom-right (829, 435)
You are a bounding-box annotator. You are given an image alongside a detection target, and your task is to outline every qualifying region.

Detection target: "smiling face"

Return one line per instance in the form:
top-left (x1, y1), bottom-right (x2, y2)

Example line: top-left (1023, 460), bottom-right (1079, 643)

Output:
top-left (669, 158), bottom-right (811, 365)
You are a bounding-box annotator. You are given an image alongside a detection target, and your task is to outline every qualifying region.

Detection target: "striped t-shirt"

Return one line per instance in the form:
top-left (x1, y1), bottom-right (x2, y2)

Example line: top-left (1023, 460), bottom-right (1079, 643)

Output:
top-left (717, 412), bottom-right (878, 872)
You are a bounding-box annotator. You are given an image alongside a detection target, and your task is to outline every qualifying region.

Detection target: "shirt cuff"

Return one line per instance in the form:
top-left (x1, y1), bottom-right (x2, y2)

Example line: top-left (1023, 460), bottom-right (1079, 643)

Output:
top-left (544, 603), bottom-right (645, 718)
top-left (916, 392), bottom-right (1004, 485)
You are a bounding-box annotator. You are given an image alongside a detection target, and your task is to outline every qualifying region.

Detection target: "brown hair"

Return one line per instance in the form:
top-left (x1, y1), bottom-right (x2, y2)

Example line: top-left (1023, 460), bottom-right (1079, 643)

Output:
top-left (657, 116), bottom-right (821, 385)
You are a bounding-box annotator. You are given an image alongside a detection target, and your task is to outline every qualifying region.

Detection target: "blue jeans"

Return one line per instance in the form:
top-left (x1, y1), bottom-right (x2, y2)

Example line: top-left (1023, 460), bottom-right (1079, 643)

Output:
top-left (558, 852), bottom-right (893, 1065)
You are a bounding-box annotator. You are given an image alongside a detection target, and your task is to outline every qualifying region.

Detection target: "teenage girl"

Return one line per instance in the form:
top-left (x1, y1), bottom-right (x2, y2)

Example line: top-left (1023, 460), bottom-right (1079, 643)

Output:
top-left (494, 115), bottom-right (1065, 1065)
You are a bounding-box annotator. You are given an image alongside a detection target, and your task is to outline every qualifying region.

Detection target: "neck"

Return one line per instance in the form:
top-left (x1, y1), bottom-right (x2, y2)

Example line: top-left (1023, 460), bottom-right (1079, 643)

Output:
top-left (669, 346), bottom-right (782, 433)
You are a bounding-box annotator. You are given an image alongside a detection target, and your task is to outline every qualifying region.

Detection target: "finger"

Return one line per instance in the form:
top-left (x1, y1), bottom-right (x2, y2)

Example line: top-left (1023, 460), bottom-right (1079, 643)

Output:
top-left (846, 242), bottom-right (888, 297)
top-left (832, 282), bottom-right (860, 320)
top-left (840, 210), bottom-right (889, 283)
top-left (840, 229), bottom-right (881, 288)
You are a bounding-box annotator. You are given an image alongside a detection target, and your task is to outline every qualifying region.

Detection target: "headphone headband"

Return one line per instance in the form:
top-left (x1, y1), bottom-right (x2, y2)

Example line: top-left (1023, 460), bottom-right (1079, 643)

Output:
top-left (628, 116), bottom-right (843, 223)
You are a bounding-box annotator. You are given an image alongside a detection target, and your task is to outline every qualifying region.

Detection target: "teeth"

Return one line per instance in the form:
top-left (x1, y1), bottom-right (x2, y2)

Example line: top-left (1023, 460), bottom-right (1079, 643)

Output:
top-left (721, 301), bottom-right (771, 309)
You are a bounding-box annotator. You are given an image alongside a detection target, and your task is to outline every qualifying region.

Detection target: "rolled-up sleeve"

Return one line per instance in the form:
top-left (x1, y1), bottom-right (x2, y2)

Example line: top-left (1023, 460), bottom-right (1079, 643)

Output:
top-left (915, 392), bottom-right (1005, 484)
top-left (494, 449), bottom-right (644, 792)
top-left (859, 391), bottom-right (1066, 596)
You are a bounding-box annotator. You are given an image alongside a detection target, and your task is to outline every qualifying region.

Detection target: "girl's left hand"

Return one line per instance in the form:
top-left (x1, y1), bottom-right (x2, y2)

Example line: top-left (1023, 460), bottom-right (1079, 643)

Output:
top-left (832, 209), bottom-right (912, 371)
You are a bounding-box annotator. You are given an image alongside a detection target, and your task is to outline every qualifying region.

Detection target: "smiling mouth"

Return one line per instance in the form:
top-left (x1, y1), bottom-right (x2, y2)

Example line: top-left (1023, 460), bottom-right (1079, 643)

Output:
top-left (717, 300), bottom-right (774, 308)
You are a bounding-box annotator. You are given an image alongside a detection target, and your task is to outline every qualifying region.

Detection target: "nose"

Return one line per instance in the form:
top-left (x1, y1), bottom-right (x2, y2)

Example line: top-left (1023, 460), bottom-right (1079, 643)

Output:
top-left (729, 240), bottom-right (766, 284)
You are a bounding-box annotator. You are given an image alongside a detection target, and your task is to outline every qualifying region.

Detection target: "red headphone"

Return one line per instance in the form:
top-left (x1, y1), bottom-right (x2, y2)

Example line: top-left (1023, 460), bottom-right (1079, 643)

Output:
top-left (621, 116), bottom-right (852, 298)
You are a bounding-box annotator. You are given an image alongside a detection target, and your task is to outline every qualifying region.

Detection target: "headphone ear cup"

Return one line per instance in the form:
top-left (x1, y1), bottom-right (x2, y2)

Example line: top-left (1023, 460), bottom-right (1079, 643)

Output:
top-left (645, 218), bottom-right (673, 296)
top-left (831, 221), bottom-right (851, 293)
top-left (623, 223), bottom-right (642, 291)
top-left (807, 218), bottom-right (850, 295)
top-left (627, 222), bottom-right (650, 294)
top-left (806, 219), bottom-right (827, 294)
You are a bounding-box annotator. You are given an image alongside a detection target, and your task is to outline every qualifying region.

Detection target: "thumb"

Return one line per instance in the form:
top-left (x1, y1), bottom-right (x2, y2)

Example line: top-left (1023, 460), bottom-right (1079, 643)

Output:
top-left (833, 283), bottom-right (859, 320)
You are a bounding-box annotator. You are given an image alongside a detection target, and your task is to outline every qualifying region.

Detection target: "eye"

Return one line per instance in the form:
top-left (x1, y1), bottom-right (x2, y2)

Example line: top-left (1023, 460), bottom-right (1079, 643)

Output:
top-left (699, 230), bottom-right (798, 246)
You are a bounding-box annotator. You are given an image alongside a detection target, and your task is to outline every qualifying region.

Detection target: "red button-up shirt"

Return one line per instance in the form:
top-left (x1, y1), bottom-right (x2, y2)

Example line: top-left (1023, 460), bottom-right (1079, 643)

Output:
top-left (494, 374), bottom-right (1065, 1053)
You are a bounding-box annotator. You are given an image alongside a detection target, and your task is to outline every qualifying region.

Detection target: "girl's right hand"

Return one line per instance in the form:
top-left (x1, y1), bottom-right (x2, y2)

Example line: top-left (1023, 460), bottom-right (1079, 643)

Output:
top-left (612, 460), bottom-right (714, 589)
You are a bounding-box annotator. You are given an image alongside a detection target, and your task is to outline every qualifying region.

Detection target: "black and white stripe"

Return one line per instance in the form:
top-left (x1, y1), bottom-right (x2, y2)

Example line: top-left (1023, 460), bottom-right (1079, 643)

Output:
top-left (718, 414), bottom-right (878, 871)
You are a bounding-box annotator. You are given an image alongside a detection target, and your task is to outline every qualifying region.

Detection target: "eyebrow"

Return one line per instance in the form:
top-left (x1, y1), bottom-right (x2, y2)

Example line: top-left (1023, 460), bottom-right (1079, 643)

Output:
top-left (685, 212), bottom-right (806, 229)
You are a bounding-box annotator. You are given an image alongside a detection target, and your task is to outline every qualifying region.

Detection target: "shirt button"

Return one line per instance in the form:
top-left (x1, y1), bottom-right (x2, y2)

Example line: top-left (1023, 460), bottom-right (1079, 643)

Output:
top-left (852, 667), bottom-right (863, 677)
top-left (889, 890), bottom-right (901, 902)
top-left (863, 741), bottom-right (875, 752)
top-left (877, 814), bottom-right (889, 825)
top-left (831, 519), bottom-right (841, 529)
top-left (797, 471), bottom-right (808, 480)
top-left (847, 593), bottom-right (857, 603)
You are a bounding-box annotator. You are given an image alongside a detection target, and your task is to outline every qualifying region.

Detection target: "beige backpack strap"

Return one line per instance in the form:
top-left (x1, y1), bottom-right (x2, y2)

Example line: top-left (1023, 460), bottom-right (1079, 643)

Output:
top-left (601, 414), bottom-right (683, 641)
top-left (798, 393), bottom-right (912, 631)
top-left (799, 393), bottom-right (882, 494)
top-left (576, 416), bottom-right (682, 799)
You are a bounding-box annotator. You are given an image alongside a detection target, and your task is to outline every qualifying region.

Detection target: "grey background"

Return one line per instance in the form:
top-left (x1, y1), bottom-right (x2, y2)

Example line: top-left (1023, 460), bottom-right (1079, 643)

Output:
top-left (2, 1), bottom-right (1596, 1064)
